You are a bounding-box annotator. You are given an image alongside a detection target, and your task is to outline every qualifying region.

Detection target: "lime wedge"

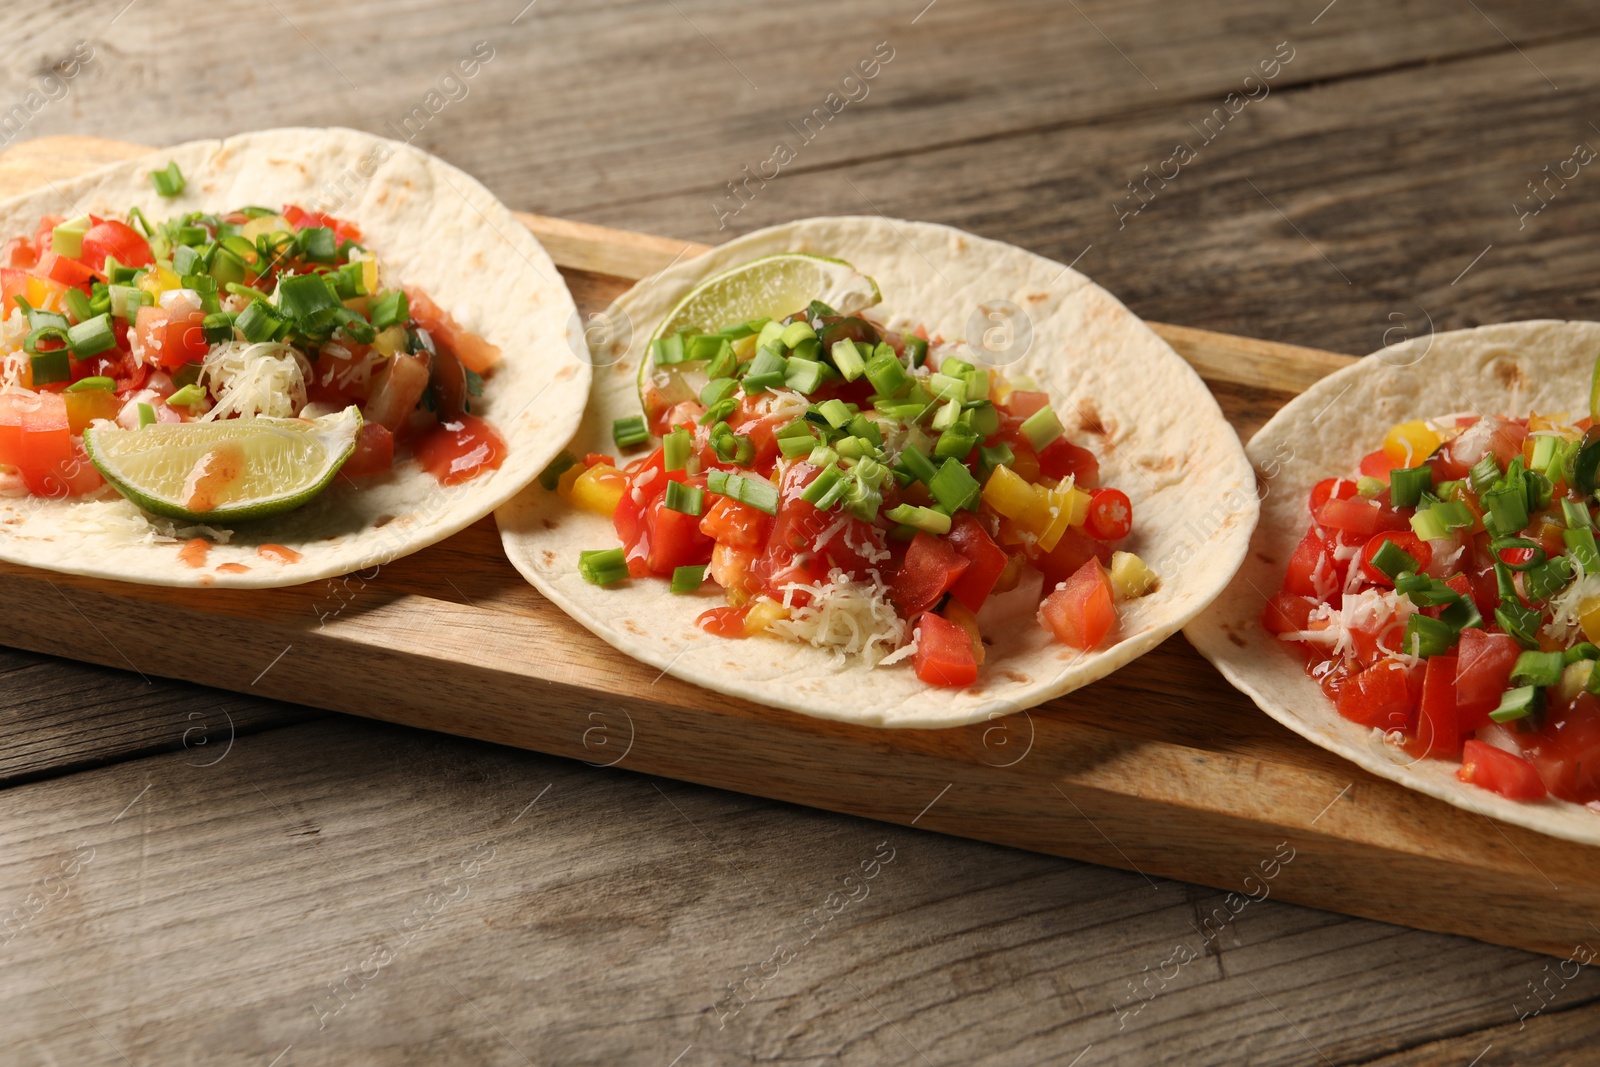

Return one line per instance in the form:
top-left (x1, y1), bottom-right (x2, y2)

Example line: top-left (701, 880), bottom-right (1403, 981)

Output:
top-left (84, 407), bottom-right (362, 523)
top-left (638, 252), bottom-right (880, 406)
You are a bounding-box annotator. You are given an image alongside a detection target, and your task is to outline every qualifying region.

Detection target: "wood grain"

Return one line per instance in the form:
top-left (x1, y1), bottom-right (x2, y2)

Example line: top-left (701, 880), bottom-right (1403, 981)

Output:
top-left (2, 716), bottom-right (1595, 1067)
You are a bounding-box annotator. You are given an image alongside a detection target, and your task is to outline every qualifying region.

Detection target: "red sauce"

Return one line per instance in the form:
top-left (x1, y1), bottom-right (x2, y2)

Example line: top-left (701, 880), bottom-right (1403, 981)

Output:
top-left (696, 605), bottom-right (750, 638)
top-left (258, 544), bottom-right (302, 565)
top-left (414, 414), bottom-right (506, 486)
top-left (181, 442), bottom-right (246, 513)
top-left (216, 562), bottom-right (251, 574)
top-left (177, 538), bottom-right (210, 568)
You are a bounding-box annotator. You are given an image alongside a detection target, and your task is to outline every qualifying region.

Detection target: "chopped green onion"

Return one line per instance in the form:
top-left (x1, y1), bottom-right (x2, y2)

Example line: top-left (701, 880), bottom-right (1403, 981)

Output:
top-left (137, 402), bottom-right (156, 428)
top-left (150, 160), bottom-right (186, 197)
top-left (1565, 642), bottom-right (1600, 664)
top-left (235, 300), bottom-right (285, 343)
top-left (166, 383), bottom-right (206, 408)
top-left (1394, 571), bottom-right (1460, 608)
top-left (1575, 429), bottom-right (1600, 497)
top-left (579, 548), bottom-right (629, 586)
top-left (538, 451), bottom-right (577, 490)
top-left (1511, 650), bottom-right (1565, 687)
top-left (1524, 555), bottom-right (1575, 603)
top-left (63, 313), bottom-right (113, 358)
top-left (202, 311), bottom-right (236, 345)
top-left (369, 290), bottom-right (409, 331)
top-left (683, 334), bottom-right (725, 363)
top-left (801, 465), bottom-right (844, 507)
top-left (847, 413), bottom-right (883, 448)
top-left (741, 346), bottom-right (787, 392)
top-left (931, 399), bottom-right (960, 432)
top-left (1356, 476), bottom-right (1387, 497)
top-left (1410, 507), bottom-right (1448, 543)
top-left (651, 333), bottom-right (686, 366)
top-left (720, 318), bottom-right (768, 341)
top-left (806, 300), bottom-right (837, 321)
top-left (1524, 468), bottom-right (1553, 513)
top-left (664, 480), bottom-right (704, 517)
top-left (1489, 685), bottom-right (1543, 724)
top-left (884, 503), bottom-right (951, 534)
top-left (1530, 434), bottom-right (1561, 475)
top-left (929, 457), bottom-right (981, 512)
top-left (699, 377), bottom-right (739, 408)
top-left (963, 401), bottom-right (1000, 439)
top-left (933, 426), bottom-right (981, 460)
top-left (784, 357), bottom-right (828, 395)
top-left (670, 565), bottom-right (706, 594)
top-left (1434, 479), bottom-right (1463, 501)
top-left (710, 426), bottom-right (753, 465)
top-left (28, 349), bottom-right (70, 385)
top-left (1565, 527), bottom-right (1600, 575)
top-left (1019, 404), bottom-right (1064, 450)
top-left (779, 321), bottom-right (815, 348)
top-left (706, 469), bottom-right (778, 515)
top-left (831, 339), bottom-right (866, 381)
top-left (899, 445), bottom-right (938, 486)
top-left (927, 373), bottom-right (967, 404)
top-left (1563, 497), bottom-right (1593, 529)
top-left (814, 398), bottom-right (852, 430)
top-left (1368, 538), bottom-right (1419, 580)
top-left (791, 337), bottom-right (821, 364)
top-left (1468, 453), bottom-right (1502, 494)
top-left (663, 428), bottom-right (692, 472)
top-left (612, 416), bottom-right (650, 450)
top-left (108, 284), bottom-right (150, 322)
top-left (1440, 594), bottom-right (1482, 633)
top-left (1389, 465), bottom-right (1433, 509)
top-left (979, 442), bottom-right (1014, 479)
top-left (62, 287), bottom-right (91, 324)
top-left (299, 226), bottom-right (339, 263)
top-left (699, 396), bottom-right (738, 426)
top-left (865, 349), bottom-right (909, 398)
top-left (1403, 614), bottom-right (1455, 658)
top-left (808, 444), bottom-right (839, 469)
top-left (707, 342), bottom-right (738, 380)
top-left (65, 376), bottom-right (114, 392)
top-left (756, 320), bottom-right (786, 351)
top-left (1480, 483), bottom-right (1529, 537)
top-left (903, 335), bottom-right (929, 368)
top-left (1496, 600), bottom-right (1544, 650)
top-left (1491, 536), bottom-right (1546, 572)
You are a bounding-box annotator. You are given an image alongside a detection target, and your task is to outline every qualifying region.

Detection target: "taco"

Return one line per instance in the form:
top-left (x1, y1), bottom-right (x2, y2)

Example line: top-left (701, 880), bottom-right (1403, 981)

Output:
top-left (498, 217), bottom-right (1256, 728)
top-left (0, 128), bottom-right (587, 587)
top-left (1188, 320), bottom-right (1600, 844)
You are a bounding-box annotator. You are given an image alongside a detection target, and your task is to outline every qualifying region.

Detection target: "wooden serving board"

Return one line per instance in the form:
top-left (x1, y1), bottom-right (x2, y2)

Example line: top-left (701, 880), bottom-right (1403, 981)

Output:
top-left (3, 136), bottom-right (1594, 960)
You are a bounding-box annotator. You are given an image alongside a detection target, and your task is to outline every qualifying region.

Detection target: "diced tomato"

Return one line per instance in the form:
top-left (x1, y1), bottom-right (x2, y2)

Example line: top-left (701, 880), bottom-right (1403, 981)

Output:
top-left (729, 396), bottom-right (782, 473)
top-left (946, 512), bottom-right (1007, 613)
top-left (1359, 531), bottom-right (1432, 587)
top-left (1336, 659), bottom-right (1415, 732)
top-left (637, 490), bottom-right (714, 575)
top-left (406, 287), bottom-right (500, 373)
top-left (755, 462), bottom-right (886, 592)
top-left (1457, 739), bottom-right (1547, 800)
top-left (1038, 557), bottom-right (1116, 650)
top-left (1036, 437), bottom-right (1099, 488)
top-left (1316, 495), bottom-right (1406, 536)
top-left (890, 532), bottom-right (970, 616)
top-left (1441, 415), bottom-right (1527, 479)
top-left (1003, 390), bottom-right (1050, 419)
top-left (341, 422), bottom-right (394, 478)
top-left (1516, 695), bottom-right (1600, 803)
top-left (913, 612), bottom-right (978, 687)
top-left (699, 495), bottom-right (773, 548)
top-left (1358, 449), bottom-right (1392, 480)
top-left (1262, 590), bottom-right (1316, 636)
top-left (3, 237), bottom-right (36, 269)
top-left (134, 303), bottom-right (208, 370)
top-left (1454, 629), bottom-right (1523, 730)
top-left (1309, 477), bottom-right (1359, 514)
top-left (78, 220), bottom-right (153, 274)
top-left (0, 395), bottom-right (24, 467)
top-left (1029, 524), bottom-right (1113, 588)
top-left (36, 251), bottom-right (94, 287)
top-left (1284, 526), bottom-right (1336, 598)
top-left (282, 204), bottom-right (363, 243)
top-left (14, 393), bottom-right (81, 497)
top-left (696, 605), bottom-right (750, 638)
top-left (1413, 654), bottom-right (1462, 758)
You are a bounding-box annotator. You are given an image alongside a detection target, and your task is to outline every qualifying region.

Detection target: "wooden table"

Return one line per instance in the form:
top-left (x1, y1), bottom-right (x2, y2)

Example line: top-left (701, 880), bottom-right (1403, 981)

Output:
top-left (5, 3), bottom-right (1600, 1064)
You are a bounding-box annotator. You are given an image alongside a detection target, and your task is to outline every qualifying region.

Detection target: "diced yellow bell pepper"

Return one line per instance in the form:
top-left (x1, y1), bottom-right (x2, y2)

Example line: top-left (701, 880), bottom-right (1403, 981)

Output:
top-left (744, 597), bottom-right (789, 636)
top-left (240, 215), bottom-right (290, 241)
top-left (566, 463), bottom-right (626, 515)
top-left (63, 389), bottom-right (120, 434)
top-left (138, 265), bottom-right (182, 297)
top-left (1557, 659), bottom-right (1594, 705)
top-left (26, 275), bottom-right (67, 312)
top-left (982, 465), bottom-right (1040, 520)
top-left (360, 256), bottom-right (379, 296)
top-left (372, 325), bottom-right (409, 357)
top-left (1381, 419), bottom-right (1441, 468)
top-left (1034, 482), bottom-right (1089, 552)
top-left (1528, 412), bottom-right (1576, 438)
top-left (556, 463), bottom-right (584, 497)
top-left (1110, 551), bottom-right (1158, 599)
top-left (1580, 596), bottom-right (1600, 646)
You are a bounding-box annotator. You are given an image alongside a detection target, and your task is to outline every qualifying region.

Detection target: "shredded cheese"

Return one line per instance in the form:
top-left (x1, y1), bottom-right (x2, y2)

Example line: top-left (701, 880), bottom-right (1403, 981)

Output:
top-left (199, 341), bottom-right (310, 421)
top-left (1544, 570), bottom-right (1600, 646)
top-left (768, 566), bottom-right (910, 668)
top-left (1277, 588), bottom-right (1417, 664)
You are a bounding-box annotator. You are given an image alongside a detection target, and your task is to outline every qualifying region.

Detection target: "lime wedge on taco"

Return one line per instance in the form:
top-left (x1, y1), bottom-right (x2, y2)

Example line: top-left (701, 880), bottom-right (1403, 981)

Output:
top-left (85, 407), bottom-right (361, 523)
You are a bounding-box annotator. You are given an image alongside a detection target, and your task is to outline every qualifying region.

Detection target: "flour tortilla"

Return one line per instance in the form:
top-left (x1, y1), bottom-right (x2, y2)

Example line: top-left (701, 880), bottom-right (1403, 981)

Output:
top-left (1188, 320), bottom-right (1600, 844)
top-left (0, 128), bottom-right (588, 588)
top-left (498, 217), bottom-right (1257, 728)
